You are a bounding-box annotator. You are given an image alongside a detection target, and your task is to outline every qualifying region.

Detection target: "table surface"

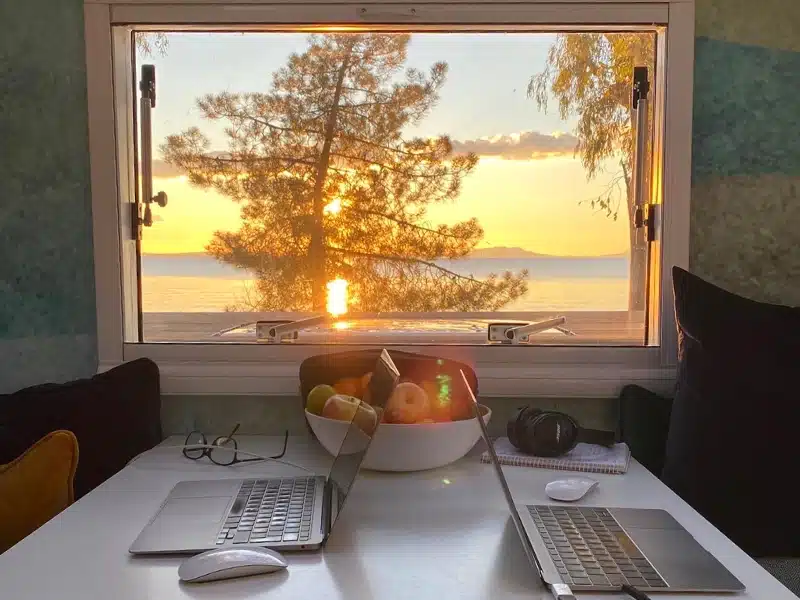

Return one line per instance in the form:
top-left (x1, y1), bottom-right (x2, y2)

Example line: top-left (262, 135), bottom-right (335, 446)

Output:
top-left (0, 435), bottom-right (794, 600)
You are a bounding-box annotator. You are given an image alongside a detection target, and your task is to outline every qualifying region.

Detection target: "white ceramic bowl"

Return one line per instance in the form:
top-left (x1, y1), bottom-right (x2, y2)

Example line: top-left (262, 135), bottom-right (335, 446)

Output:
top-left (305, 405), bottom-right (492, 472)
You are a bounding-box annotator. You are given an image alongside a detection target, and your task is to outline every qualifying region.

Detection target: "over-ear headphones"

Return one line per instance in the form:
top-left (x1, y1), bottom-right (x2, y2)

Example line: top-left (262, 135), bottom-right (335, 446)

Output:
top-left (507, 406), bottom-right (616, 457)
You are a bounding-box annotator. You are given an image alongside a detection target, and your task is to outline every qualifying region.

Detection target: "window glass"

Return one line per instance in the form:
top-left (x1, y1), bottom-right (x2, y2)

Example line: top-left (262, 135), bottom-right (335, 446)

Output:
top-left (132, 30), bottom-right (658, 346)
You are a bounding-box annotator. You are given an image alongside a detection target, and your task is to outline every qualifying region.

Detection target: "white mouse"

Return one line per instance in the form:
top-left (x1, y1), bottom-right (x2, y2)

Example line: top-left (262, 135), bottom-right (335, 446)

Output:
top-left (178, 547), bottom-right (288, 583)
top-left (545, 477), bottom-right (599, 502)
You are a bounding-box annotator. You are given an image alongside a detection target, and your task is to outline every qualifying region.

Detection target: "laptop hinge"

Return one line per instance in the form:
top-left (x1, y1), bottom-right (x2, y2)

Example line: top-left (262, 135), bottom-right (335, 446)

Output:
top-left (321, 479), bottom-right (333, 541)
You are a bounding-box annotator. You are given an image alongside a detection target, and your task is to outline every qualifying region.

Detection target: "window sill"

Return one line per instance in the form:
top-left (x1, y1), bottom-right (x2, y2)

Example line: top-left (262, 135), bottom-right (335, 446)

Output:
top-left (99, 357), bottom-right (675, 398)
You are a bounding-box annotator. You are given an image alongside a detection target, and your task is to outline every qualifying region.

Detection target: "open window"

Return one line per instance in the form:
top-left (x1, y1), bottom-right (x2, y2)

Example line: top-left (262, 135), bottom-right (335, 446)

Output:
top-left (85, 0), bottom-right (694, 395)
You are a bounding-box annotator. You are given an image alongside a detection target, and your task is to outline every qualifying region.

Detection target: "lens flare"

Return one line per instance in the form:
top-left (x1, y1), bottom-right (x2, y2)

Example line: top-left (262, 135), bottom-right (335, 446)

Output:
top-left (326, 278), bottom-right (348, 317)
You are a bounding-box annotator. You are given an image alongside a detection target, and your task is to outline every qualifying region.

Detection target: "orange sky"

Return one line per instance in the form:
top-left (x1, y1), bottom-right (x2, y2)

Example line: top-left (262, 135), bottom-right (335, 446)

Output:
top-left (143, 154), bottom-right (630, 257)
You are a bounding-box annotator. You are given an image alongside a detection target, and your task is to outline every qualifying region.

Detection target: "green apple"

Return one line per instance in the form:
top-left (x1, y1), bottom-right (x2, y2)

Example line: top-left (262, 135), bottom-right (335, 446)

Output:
top-left (306, 384), bottom-right (336, 415)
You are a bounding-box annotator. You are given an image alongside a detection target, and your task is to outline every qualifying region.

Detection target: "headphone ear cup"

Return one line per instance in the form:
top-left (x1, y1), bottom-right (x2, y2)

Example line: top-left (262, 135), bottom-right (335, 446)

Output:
top-left (527, 411), bottom-right (577, 457)
top-left (507, 407), bottom-right (544, 455)
top-left (506, 407), bottom-right (526, 449)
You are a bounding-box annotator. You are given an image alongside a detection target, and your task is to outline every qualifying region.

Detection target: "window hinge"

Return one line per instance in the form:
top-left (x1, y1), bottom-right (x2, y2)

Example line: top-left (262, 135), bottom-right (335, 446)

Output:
top-left (634, 203), bottom-right (656, 243)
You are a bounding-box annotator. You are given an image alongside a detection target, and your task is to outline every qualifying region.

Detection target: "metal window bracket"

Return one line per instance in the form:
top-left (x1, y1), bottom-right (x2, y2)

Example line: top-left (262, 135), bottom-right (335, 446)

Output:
top-left (247, 314), bottom-right (574, 344)
top-left (488, 317), bottom-right (574, 344)
top-left (631, 65), bottom-right (655, 243)
top-left (134, 64), bottom-right (168, 239)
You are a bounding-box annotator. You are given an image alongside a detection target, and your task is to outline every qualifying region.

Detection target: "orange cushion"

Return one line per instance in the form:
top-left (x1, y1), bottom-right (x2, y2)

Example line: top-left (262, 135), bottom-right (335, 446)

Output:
top-left (0, 430), bottom-right (79, 553)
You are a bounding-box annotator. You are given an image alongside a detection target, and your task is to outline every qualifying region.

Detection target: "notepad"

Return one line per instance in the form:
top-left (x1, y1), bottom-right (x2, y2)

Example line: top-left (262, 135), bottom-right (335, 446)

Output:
top-left (481, 437), bottom-right (631, 475)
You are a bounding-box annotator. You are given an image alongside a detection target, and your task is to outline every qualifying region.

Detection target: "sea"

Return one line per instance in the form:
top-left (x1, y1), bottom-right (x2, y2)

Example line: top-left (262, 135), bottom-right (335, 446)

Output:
top-left (141, 254), bottom-right (630, 312)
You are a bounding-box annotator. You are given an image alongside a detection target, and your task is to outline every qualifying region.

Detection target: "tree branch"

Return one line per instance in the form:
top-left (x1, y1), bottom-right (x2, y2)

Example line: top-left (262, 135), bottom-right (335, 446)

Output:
top-left (326, 246), bottom-right (488, 285)
top-left (329, 151), bottom-right (444, 179)
top-left (347, 207), bottom-right (464, 239)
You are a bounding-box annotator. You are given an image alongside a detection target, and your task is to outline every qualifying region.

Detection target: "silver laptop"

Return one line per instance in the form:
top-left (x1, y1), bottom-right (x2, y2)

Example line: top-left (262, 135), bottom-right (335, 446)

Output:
top-left (129, 350), bottom-right (400, 555)
top-left (459, 370), bottom-right (745, 597)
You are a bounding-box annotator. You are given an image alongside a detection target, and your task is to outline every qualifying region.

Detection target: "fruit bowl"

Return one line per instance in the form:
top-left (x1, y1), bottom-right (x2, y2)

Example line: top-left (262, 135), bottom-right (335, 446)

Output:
top-left (305, 404), bottom-right (492, 472)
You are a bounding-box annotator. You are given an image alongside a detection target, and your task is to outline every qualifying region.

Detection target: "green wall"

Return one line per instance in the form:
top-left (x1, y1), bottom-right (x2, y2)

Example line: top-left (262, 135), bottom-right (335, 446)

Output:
top-left (691, 0), bottom-right (800, 304)
top-left (1, 0), bottom-right (799, 401)
top-left (0, 0), bottom-right (96, 392)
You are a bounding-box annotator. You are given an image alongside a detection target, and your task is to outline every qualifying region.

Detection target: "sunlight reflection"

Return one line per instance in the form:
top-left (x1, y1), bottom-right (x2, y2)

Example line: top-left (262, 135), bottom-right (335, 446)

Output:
top-left (326, 278), bottom-right (348, 317)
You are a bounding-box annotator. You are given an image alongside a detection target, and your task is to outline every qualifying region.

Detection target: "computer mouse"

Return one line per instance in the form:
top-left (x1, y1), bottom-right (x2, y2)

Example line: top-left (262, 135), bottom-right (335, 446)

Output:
top-left (178, 547), bottom-right (288, 583)
top-left (545, 477), bottom-right (598, 502)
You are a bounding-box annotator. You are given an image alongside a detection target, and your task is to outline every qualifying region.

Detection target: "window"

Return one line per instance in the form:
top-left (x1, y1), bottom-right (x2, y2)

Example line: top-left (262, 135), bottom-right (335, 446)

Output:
top-left (85, 0), bottom-right (694, 396)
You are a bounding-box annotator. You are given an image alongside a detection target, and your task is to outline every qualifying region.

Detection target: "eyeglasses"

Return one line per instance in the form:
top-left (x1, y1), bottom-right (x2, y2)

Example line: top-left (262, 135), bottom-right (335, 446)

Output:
top-left (182, 424), bottom-right (288, 466)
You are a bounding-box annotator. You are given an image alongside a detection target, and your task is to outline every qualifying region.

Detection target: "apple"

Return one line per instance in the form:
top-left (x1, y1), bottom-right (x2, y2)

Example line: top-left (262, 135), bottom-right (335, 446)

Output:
top-left (322, 394), bottom-right (378, 436)
top-left (385, 382), bottom-right (430, 424)
top-left (421, 380), bottom-right (452, 422)
top-left (306, 384), bottom-right (337, 415)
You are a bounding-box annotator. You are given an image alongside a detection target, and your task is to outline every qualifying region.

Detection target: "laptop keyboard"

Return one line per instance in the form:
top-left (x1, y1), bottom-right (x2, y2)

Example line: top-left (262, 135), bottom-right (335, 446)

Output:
top-left (528, 505), bottom-right (667, 589)
top-left (217, 478), bottom-right (316, 545)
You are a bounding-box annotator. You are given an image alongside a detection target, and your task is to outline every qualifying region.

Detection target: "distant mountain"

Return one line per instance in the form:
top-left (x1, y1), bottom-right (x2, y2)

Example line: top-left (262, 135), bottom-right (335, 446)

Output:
top-left (468, 247), bottom-right (548, 259)
top-left (144, 248), bottom-right (628, 259)
top-left (468, 246), bottom-right (628, 259)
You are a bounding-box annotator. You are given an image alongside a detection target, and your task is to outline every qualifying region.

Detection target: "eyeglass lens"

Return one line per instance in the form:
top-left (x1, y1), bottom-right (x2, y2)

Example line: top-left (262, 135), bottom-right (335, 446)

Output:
top-left (209, 435), bottom-right (238, 466)
top-left (183, 431), bottom-right (207, 460)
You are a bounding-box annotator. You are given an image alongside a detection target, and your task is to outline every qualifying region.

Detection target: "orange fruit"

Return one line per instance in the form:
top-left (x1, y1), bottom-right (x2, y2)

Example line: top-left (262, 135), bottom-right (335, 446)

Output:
top-left (333, 377), bottom-right (361, 398)
top-left (361, 372), bottom-right (373, 404)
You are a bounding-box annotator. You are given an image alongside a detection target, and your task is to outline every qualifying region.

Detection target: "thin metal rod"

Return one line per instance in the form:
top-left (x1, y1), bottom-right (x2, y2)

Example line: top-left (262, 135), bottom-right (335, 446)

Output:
top-left (266, 315), bottom-right (329, 340)
top-left (505, 316), bottom-right (567, 342)
top-left (140, 96), bottom-right (153, 207)
top-left (632, 96), bottom-right (649, 209)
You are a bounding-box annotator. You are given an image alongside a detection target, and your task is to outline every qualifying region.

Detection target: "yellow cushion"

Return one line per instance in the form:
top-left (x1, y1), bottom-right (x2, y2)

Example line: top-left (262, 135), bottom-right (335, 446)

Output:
top-left (0, 430), bottom-right (79, 553)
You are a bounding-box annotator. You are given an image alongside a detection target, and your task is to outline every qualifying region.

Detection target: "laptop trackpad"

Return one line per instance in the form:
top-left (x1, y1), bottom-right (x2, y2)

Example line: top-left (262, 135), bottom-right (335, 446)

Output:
top-left (160, 497), bottom-right (230, 519)
top-left (630, 528), bottom-right (744, 591)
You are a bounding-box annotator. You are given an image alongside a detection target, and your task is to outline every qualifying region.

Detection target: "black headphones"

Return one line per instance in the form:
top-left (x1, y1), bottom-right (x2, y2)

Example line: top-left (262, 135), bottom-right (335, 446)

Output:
top-left (507, 406), bottom-right (616, 457)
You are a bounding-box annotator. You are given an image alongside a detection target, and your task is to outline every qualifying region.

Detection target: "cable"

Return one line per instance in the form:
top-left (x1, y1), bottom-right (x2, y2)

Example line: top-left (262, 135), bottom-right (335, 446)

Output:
top-left (126, 444), bottom-right (316, 475)
top-left (621, 584), bottom-right (652, 600)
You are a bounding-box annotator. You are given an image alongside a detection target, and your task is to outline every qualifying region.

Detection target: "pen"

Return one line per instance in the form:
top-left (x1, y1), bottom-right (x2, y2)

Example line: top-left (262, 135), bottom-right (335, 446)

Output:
top-left (621, 584), bottom-right (652, 600)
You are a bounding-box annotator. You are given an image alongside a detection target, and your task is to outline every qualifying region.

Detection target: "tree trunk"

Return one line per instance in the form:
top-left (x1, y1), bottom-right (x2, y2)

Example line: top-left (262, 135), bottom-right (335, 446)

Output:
top-left (309, 51), bottom-right (351, 311)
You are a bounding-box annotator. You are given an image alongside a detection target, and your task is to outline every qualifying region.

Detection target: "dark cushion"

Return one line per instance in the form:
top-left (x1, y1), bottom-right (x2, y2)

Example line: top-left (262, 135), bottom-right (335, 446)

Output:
top-left (0, 358), bottom-right (162, 499)
top-left (662, 267), bottom-right (800, 557)
top-left (617, 384), bottom-right (672, 478)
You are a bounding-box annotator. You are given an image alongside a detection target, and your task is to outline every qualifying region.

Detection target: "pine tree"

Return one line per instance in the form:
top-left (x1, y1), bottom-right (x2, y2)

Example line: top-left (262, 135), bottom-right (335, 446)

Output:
top-left (163, 33), bottom-right (527, 312)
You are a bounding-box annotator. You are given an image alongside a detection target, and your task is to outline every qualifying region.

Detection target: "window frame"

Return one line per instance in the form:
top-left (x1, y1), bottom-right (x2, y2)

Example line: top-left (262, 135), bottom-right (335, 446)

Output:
top-left (84, 0), bottom-right (694, 397)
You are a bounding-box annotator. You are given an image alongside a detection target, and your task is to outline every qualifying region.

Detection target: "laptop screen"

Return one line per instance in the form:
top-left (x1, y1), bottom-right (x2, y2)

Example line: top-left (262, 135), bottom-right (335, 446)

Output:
top-left (459, 370), bottom-right (546, 584)
top-left (326, 349), bottom-right (400, 526)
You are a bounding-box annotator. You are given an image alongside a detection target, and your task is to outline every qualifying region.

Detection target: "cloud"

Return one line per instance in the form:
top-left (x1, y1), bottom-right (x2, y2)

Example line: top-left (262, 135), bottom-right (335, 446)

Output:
top-left (151, 132), bottom-right (577, 177)
top-left (451, 131), bottom-right (578, 160)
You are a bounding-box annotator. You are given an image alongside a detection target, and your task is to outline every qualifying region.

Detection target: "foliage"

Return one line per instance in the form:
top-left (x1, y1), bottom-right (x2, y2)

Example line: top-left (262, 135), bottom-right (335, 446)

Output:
top-left (164, 34), bottom-right (527, 312)
top-left (135, 33), bottom-right (169, 57)
top-left (529, 33), bottom-right (654, 220)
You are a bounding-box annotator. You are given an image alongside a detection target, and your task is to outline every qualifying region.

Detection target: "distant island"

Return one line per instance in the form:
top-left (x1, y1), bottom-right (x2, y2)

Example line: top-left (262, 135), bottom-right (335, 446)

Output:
top-left (467, 246), bottom-right (628, 259)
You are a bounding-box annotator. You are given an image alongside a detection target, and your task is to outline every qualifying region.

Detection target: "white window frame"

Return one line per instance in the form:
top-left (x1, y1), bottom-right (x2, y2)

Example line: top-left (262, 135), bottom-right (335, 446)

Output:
top-left (84, 0), bottom-right (694, 397)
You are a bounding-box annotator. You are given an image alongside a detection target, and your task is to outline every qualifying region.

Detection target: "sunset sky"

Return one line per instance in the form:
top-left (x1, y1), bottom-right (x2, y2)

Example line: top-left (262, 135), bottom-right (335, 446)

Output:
top-left (140, 32), bottom-right (632, 257)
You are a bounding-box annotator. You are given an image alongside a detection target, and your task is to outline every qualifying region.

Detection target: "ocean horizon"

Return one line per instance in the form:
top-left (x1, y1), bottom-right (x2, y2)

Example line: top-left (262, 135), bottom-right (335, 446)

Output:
top-left (140, 253), bottom-right (631, 312)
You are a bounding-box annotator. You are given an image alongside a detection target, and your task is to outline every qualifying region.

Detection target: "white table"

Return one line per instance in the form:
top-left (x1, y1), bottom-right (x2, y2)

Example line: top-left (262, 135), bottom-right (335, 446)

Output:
top-left (0, 435), bottom-right (794, 600)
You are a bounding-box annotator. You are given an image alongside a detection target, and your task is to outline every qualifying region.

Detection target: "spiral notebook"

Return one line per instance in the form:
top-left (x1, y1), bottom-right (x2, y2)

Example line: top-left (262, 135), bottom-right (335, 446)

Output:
top-left (480, 437), bottom-right (631, 475)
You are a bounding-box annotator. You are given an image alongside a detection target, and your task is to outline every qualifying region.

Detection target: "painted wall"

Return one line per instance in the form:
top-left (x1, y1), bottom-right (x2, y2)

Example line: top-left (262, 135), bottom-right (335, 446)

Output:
top-left (1, 0), bottom-right (799, 406)
top-left (0, 0), bottom-right (97, 393)
top-left (691, 0), bottom-right (800, 303)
